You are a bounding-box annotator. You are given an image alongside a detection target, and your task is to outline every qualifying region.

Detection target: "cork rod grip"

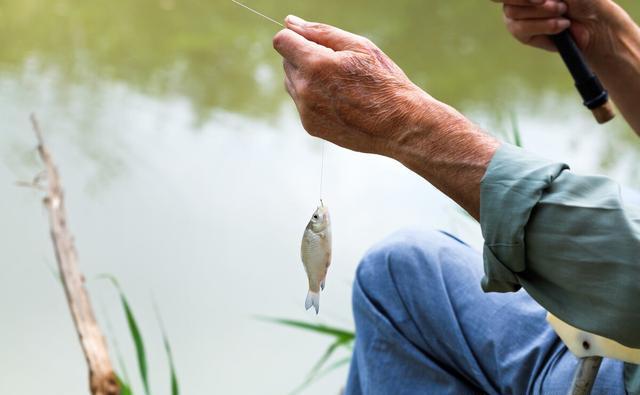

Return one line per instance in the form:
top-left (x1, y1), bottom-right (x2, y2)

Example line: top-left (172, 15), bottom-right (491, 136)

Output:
top-left (550, 30), bottom-right (615, 124)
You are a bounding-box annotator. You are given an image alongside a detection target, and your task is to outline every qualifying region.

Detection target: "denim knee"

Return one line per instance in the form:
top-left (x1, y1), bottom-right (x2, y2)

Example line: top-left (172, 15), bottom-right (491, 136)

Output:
top-left (354, 228), bottom-right (462, 299)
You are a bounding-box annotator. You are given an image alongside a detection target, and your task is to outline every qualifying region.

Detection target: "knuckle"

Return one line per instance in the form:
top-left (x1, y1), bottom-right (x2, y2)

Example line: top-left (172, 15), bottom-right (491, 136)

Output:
top-left (360, 37), bottom-right (375, 49)
top-left (307, 22), bottom-right (329, 32)
top-left (298, 105), bottom-right (309, 120)
top-left (338, 54), bottom-right (369, 76)
top-left (296, 81), bottom-right (311, 101)
top-left (272, 30), bottom-right (287, 49)
top-left (504, 17), bottom-right (518, 33)
top-left (306, 55), bottom-right (324, 71)
top-left (306, 54), bottom-right (335, 75)
top-left (503, 5), bottom-right (517, 19)
top-left (506, 19), bottom-right (528, 40)
top-left (503, 14), bottom-right (513, 27)
top-left (284, 78), bottom-right (294, 95)
top-left (550, 19), bottom-right (565, 32)
top-left (299, 113), bottom-right (318, 136)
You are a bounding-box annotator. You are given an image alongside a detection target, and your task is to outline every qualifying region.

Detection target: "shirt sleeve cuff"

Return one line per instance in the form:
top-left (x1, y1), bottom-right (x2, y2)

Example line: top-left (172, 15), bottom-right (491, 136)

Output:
top-left (479, 143), bottom-right (569, 293)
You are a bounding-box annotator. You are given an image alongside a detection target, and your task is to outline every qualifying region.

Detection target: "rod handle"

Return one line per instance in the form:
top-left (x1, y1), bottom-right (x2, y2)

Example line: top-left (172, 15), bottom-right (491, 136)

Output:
top-left (550, 30), bottom-right (615, 124)
top-left (591, 101), bottom-right (615, 124)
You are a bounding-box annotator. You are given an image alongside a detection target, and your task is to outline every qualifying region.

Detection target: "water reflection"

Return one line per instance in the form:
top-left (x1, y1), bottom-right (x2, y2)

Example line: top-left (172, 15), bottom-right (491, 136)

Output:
top-left (1, 0), bottom-right (638, 118)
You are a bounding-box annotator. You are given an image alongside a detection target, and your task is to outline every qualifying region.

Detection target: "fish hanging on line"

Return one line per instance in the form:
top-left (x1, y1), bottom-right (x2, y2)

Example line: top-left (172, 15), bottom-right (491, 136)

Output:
top-left (300, 201), bottom-right (332, 314)
top-left (230, 0), bottom-right (334, 314)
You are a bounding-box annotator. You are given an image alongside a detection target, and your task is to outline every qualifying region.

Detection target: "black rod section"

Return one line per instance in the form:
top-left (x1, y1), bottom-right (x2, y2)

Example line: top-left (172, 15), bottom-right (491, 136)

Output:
top-left (550, 30), bottom-right (609, 110)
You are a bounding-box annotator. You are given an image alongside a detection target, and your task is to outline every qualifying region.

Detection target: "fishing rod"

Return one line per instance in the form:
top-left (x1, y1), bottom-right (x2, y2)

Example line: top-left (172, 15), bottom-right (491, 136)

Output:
top-left (550, 29), bottom-right (615, 124)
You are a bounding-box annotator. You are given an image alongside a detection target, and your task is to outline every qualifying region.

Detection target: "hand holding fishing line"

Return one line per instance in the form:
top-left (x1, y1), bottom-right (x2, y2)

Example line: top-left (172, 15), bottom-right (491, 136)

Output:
top-left (271, 12), bottom-right (497, 219)
top-left (273, 16), bottom-right (467, 157)
top-left (234, 0), bottom-right (640, 316)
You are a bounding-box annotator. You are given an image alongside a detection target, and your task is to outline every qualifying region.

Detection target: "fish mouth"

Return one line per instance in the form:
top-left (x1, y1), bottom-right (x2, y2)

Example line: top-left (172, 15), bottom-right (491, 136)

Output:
top-left (316, 205), bottom-right (328, 214)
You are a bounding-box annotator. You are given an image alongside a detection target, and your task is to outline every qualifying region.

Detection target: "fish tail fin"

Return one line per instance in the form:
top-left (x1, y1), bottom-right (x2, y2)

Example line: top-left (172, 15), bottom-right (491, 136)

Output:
top-left (320, 278), bottom-right (326, 291)
top-left (305, 290), bottom-right (320, 314)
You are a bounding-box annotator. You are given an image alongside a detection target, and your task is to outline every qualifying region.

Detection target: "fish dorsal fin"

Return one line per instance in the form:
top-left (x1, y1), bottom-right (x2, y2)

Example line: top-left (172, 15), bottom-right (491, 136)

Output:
top-left (547, 313), bottom-right (640, 364)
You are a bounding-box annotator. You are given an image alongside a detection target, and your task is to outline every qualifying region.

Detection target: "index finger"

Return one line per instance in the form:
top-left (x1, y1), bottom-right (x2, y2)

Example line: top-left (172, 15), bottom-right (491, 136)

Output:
top-left (273, 28), bottom-right (331, 67)
top-left (285, 15), bottom-right (370, 52)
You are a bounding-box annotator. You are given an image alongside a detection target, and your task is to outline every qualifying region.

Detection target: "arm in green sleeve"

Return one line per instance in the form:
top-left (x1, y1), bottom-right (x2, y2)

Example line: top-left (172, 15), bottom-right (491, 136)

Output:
top-left (480, 143), bottom-right (640, 348)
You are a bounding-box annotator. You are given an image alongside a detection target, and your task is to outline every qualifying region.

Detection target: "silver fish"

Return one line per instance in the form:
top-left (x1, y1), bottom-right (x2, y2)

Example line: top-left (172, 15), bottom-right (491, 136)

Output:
top-left (300, 203), bottom-right (332, 314)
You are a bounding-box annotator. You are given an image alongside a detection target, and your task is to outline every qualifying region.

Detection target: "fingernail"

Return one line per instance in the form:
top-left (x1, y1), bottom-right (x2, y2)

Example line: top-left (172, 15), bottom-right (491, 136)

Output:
top-left (557, 19), bottom-right (571, 30)
top-left (286, 15), bottom-right (307, 27)
top-left (556, 2), bottom-right (566, 12)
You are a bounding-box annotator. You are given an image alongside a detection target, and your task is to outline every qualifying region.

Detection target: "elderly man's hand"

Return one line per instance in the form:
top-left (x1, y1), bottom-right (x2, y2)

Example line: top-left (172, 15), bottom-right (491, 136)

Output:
top-left (272, 15), bottom-right (467, 157)
top-left (493, 0), bottom-right (640, 135)
top-left (493, 0), bottom-right (629, 58)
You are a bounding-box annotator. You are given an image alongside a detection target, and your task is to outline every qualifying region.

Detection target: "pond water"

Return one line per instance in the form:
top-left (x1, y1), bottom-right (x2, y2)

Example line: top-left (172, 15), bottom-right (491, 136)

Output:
top-left (1, 1), bottom-right (639, 394)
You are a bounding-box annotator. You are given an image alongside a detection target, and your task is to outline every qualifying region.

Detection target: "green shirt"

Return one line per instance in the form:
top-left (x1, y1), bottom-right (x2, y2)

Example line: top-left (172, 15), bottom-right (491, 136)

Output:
top-left (479, 143), bottom-right (640, 394)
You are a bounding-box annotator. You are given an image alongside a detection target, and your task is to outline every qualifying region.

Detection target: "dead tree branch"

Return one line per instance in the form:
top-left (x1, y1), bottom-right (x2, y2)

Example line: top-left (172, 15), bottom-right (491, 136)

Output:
top-left (30, 114), bottom-right (119, 395)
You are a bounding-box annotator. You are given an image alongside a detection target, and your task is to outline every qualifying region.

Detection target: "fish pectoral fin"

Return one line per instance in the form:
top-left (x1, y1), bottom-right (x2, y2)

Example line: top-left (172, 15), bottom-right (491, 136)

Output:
top-left (305, 290), bottom-right (320, 315)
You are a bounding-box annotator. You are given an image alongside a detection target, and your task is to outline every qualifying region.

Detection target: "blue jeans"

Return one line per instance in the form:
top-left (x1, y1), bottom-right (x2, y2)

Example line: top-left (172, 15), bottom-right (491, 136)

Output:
top-left (345, 229), bottom-right (626, 395)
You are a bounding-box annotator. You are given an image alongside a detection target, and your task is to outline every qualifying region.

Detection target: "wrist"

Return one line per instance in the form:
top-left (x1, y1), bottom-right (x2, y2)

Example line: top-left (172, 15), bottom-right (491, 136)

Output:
top-left (585, 1), bottom-right (640, 68)
top-left (383, 94), bottom-right (499, 219)
top-left (385, 93), bottom-right (474, 165)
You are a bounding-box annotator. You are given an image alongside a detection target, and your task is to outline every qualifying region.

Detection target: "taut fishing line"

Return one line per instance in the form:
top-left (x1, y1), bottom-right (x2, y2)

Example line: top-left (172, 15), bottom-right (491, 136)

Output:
top-left (319, 141), bottom-right (325, 205)
top-left (230, 0), bottom-right (283, 27)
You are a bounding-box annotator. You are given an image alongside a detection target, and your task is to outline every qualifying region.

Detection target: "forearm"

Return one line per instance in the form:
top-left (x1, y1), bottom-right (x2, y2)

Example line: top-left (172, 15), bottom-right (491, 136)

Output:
top-left (587, 2), bottom-right (640, 134)
top-left (388, 96), bottom-right (500, 220)
top-left (479, 142), bottom-right (640, 347)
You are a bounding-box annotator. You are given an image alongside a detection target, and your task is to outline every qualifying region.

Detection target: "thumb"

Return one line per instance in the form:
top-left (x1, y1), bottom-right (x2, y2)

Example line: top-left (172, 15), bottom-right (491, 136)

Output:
top-left (569, 24), bottom-right (591, 51)
top-left (285, 15), bottom-right (370, 52)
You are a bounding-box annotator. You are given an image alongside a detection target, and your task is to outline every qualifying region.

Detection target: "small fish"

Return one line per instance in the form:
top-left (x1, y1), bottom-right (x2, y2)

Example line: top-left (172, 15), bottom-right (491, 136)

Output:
top-left (301, 202), bottom-right (332, 314)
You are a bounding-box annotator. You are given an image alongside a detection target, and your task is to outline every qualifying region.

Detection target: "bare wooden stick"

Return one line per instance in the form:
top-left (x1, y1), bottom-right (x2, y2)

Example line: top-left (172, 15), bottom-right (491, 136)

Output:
top-left (30, 114), bottom-right (120, 395)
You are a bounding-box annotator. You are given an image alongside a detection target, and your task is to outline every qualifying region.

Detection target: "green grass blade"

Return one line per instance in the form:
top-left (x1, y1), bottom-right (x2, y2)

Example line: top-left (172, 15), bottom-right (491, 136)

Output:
top-left (309, 355), bottom-right (351, 383)
top-left (44, 259), bottom-right (63, 285)
top-left (100, 275), bottom-right (150, 395)
top-left (153, 299), bottom-right (180, 395)
top-left (290, 338), bottom-right (351, 395)
top-left (509, 111), bottom-right (523, 147)
top-left (99, 300), bottom-right (131, 385)
top-left (257, 317), bottom-right (355, 341)
top-left (258, 316), bottom-right (355, 393)
top-left (116, 374), bottom-right (134, 395)
top-left (304, 338), bottom-right (345, 380)
top-left (121, 295), bottom-right (150, 395)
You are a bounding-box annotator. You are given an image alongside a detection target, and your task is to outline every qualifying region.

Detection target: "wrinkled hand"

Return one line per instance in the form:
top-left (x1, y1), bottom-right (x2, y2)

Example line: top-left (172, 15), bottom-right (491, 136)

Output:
top-left (272, 16), bottom-right (465, 157)
top-left (492, 0), bottom-right (626, 57)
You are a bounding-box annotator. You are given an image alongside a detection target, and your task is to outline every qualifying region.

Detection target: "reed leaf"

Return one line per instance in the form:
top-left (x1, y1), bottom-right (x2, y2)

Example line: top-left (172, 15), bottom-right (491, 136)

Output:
top-left (310, 356), bottom-right (351, 383)
top-left (510, 111), bottom-right (523, 148)
top-left (290, 337), bottom-right (352, 394)
top-left (257, 317), bottom-right (355, 341)
top-left (259, 316), bottom-right (355, 394)
top-left (100, 275), bottom-right (150, 395)
top-left (116, 374), bottom-right (134, 395)
top-left (153, 300), bottom-right (180, 395)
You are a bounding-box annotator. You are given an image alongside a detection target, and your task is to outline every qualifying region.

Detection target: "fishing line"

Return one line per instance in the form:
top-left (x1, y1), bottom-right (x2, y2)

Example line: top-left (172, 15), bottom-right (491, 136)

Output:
top-left (319, 141), bottom-right (325, 205)
top-left (232, 0), bottom-right (328, 207)
top-left (230, 0), bottom-right (284, 27)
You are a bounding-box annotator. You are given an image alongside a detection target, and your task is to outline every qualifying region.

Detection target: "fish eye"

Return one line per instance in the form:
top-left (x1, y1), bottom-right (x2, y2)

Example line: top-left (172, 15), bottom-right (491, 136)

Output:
top-left (313, 214), bottom-right (319, 220)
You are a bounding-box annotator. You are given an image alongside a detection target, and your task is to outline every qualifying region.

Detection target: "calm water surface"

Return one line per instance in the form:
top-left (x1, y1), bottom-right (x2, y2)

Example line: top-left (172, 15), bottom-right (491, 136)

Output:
top-left (1, 1), bottom-right (639, 394)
